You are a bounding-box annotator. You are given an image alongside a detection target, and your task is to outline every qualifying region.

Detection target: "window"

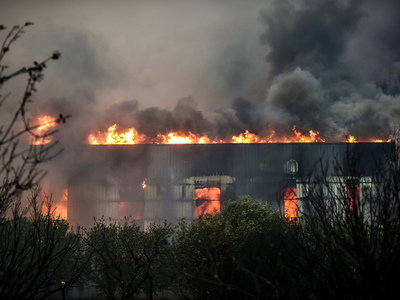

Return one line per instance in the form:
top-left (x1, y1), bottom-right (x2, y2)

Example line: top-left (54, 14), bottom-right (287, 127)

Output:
top-left (284, 187), bottom-right (297, 221)
top-left (284, 160), bottom-right (298, 175)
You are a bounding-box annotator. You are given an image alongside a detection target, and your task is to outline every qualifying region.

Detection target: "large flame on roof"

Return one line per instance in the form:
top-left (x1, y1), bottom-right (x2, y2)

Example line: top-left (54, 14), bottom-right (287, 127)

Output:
top-left (88, 124), bottom-right (146, 144)
top-left (88, 124), bottom-right (391, 144)
top-left (88, 124), bottom-right (329, 144)
top-left (345, 135), bottom-right (390, 143)
top-left (231, 126), bottom-right (326, 143)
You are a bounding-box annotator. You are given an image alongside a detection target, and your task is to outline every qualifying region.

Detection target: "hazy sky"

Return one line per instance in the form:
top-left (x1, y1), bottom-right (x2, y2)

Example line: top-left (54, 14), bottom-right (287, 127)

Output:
top-left (2, 0), bottom-right (400, 144)
top-left (1, 1), bottom-right (267, 109)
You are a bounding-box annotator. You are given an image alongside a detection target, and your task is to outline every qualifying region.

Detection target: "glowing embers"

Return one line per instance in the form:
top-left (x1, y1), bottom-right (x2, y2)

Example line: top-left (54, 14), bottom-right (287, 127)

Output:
top-left (32, 115), bottom-right (57, 145)
top-left (195, 187), bottom-right (221, 218)
top-left (284, 187), bottom-right (297, 221)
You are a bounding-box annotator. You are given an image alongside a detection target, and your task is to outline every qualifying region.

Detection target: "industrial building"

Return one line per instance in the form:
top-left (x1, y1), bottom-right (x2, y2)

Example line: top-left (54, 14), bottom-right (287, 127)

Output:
top-left (67, 142), bottom-right (396, 228)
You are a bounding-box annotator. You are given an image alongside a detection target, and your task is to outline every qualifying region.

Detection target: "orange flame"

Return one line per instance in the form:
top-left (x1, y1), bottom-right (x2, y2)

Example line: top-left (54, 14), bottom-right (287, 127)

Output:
top-left (195, 187), bottom-right (221, 217)
top-left (347, 186), bottom-right (360, 216)
top-left (41, 186), bottom-right (68, 220)
top-left (284, 187), bottom-right (297, 221)
top-left (119, 201), bottom-right (144, 220)
top-left (292, 126), bottom-right (325, 143)
top-left (345, 135), bottom-right (392, 143)
top-left (232, 130), bottom-right (267, 143)
top-left (231, 126), bottom-right (325, 143)
top-left (368, 138), bottom-right (391, 143)
top-left (88, 125), bottom-right (328, 144)
top-left (32, 115), bottom-right (57, 145)
top-left (88, 124), bottom-right (390, 144)
top-left (154, 132), bottom-right (217, 144)
top-left (346, 135), bottom-right (358, 143)
top-left (89, 124), bottom-right (146, 144)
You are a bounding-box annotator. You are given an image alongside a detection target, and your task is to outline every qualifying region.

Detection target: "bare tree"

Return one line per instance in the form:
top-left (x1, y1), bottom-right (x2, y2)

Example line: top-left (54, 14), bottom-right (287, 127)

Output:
top-left (289, 144), bottom-right (400, 299)
top-left (0, 24), bottom-right (88, 300)
top-left (0, 22), bottom-right (67, 217)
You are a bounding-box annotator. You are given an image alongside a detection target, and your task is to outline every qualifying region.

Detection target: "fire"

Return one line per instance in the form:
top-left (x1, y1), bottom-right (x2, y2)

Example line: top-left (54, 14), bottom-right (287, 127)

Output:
top-left (368, 138), bottom-right (391, 143)
top-left (347, 186), bottom-right (360, 216)
top-left (88, 124), bottom-right (328, 144)
top-left (119, 202), bottom-right (144, 220)
top-left (345, 135), bottom-right (391, 143)
top-left (89, 124), bottom-right (146, 144)
top-left (284, 187), bottom-right (297, 221)
top-left (346, 135), bottom-right (358, 143)
top-left (154, 132), bottom-right (223, 144)
top-left (155, 132), bottom-right (196, 144)
top-left (292, 126), bottom-right (325, 143)
top-left (32, 115), bottom-right (57, 145)
top-left (41, 186), bottom-right (68, 220)
top-left (88, 124), bottom-right (390, 144)
top-left (141, 179), bottom-right (147, 189)
top-left (195, 187), bottom-right (221, 217)
top-left (232, 130), bottom-right (267, 143)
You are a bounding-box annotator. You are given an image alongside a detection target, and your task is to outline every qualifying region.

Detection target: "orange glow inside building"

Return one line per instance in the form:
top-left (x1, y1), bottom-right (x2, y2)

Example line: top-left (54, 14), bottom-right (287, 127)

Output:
top-left (347, 186), bottom-right (360, 215)
top-left (195, 187), bottom-right (221, 218)
top-left (119, 201), bottom-right (144, 220)
top-left (284, 187), bottom-right (297, 221)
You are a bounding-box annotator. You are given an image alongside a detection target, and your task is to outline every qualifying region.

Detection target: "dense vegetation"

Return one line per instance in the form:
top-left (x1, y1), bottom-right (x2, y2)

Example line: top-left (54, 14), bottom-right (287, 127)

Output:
top-left (3, 190), bottom-right (400, 300)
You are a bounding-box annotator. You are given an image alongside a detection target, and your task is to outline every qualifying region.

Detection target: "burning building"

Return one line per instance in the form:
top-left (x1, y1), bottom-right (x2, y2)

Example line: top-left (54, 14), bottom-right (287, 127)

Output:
top-left (66, 142), bottom-right (395, 229)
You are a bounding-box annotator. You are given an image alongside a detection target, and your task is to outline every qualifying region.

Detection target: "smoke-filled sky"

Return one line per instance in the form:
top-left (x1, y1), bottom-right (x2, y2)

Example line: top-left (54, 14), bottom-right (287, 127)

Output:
top-left (2, 0), bottom-right (400, 145)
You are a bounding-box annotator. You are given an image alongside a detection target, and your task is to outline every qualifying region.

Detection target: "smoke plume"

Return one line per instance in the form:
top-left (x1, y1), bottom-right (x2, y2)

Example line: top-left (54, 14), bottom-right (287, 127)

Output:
top-left (48, 0), bottom-right (399, 145)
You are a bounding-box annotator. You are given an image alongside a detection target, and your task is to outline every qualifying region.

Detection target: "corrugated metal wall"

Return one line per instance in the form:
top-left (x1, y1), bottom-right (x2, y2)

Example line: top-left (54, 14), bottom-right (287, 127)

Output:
top-left (68, 143), bottom-right (395, 227)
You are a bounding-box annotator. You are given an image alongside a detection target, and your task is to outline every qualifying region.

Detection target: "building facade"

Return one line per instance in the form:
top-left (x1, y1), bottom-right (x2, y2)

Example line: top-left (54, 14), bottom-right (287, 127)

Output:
top-left (67, 143), bottom-right (396, 228)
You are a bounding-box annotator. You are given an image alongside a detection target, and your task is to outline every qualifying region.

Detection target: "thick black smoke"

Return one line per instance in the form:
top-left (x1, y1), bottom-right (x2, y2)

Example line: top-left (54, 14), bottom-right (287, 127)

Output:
top-left (63, 0), bottom-right (399, 144)
top-left (260, 0), bottom-right (365, 79)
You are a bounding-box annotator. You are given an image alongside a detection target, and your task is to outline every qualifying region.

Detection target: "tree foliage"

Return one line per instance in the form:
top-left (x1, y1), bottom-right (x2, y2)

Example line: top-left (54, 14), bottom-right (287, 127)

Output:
top-left (172, 197), bottom-right (302, 300)
top-left (84, 219), bottom-right (175, 300)
top-left (0, 189), bottom-right (89, 300)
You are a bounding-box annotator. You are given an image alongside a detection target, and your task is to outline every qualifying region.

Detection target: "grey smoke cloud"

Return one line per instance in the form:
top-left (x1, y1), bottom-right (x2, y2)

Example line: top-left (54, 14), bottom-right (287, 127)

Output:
top-left (259, 0), bottom-right (365, 79)
top-left (254, 0), bottom-right (400, 140)
top-left (59, 0), bottom-right (398, 143)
